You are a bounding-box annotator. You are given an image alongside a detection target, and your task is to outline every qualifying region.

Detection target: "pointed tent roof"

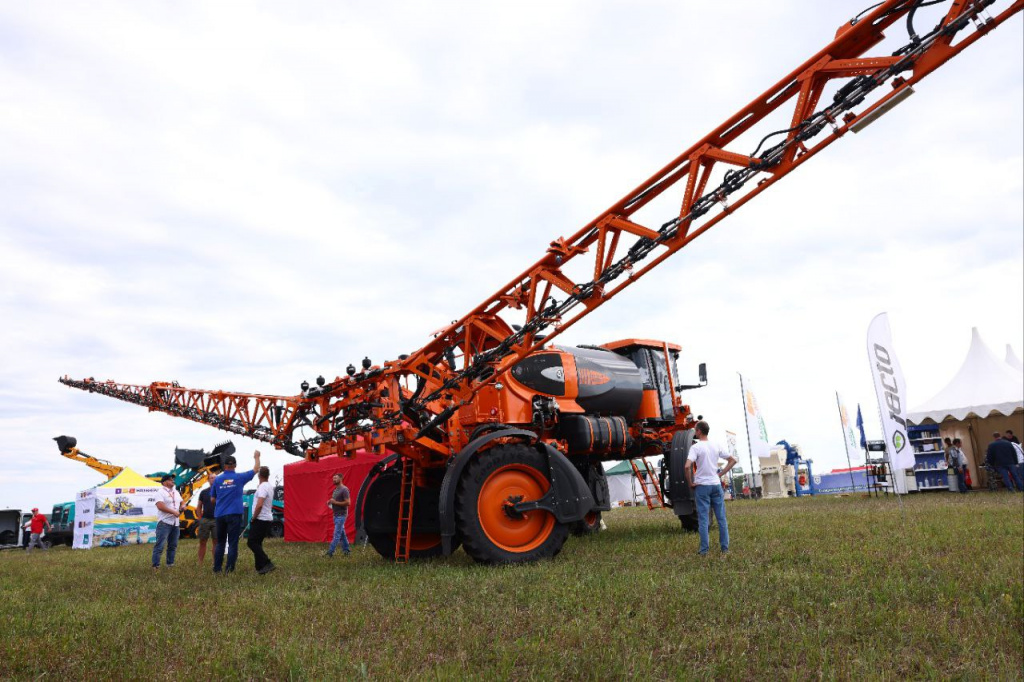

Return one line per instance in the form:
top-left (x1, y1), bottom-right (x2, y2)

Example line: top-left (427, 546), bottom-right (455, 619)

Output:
top-left (95, 467), bottom-right (160, 489)
top-left (1006, 344), bottom-right (1024, 372)
top-left (908, 328), bottom-right (1024, 423)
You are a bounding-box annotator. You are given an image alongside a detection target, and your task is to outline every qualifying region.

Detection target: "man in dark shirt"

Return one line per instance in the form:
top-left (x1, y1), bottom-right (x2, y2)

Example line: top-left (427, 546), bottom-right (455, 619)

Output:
top-left (195, 481), bottom-right (217, 564)
top-left (985, 432), bottom-right (1022, 492)
top-left (324, 472), bottom-right (351, 558)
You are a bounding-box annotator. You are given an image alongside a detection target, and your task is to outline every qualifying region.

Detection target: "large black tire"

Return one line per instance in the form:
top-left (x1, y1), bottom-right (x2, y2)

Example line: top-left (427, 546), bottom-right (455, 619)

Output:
top-left (270, 521), bottom-right (284, 538)
top-left (456, 443), bottom-right (570, 564)
top-left (571, 510), bottom-right (602, 536)
top-left (362, 463), bottom-right (449, 561)
top-left (680, 513), bottom-right (698, 533)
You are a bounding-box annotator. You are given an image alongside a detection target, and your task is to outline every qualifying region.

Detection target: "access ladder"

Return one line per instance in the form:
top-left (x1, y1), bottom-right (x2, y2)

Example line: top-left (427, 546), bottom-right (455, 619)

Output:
top-left (394, 457), bottom-right (416, 563)
top-left (629, 459), bottom-right (664, 509)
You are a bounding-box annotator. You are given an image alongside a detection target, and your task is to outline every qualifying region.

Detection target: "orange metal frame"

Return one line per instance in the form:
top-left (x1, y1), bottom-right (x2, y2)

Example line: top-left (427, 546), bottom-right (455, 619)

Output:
top-left (60, 0), bottom-right (1023, 464)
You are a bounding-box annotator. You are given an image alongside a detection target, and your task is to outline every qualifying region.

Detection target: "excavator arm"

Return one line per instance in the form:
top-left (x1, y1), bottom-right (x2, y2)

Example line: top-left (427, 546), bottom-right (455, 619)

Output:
top-left (59, 0), bottom-right (1023, 462)
top-left (53, 435), bottom-right (124, 480)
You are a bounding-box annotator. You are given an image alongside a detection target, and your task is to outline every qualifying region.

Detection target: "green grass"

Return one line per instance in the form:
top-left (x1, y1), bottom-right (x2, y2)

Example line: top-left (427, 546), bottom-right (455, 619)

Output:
top-left (1, 493), bottom-right (1021, 680)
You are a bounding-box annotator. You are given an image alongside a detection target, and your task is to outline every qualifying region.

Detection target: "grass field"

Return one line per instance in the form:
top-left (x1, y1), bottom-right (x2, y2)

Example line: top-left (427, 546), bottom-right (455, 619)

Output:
top-left (1, 493), bottom-right (1021, 680)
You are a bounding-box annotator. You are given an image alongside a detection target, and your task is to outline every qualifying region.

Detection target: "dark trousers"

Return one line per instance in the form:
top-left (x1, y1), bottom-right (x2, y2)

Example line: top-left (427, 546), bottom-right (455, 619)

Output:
top-left (213, 514), bottom-right (243, 572)
top-left (959, 465), bottom-right (970, 493)
top-left (996, 465), bottom-right (1022, 492)
top-left (247, 519), bottom-right (272, 571)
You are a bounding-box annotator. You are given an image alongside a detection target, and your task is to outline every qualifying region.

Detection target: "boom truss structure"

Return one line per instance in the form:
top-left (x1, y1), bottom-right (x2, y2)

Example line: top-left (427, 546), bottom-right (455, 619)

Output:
top-left (61, 0), bottom-right (1022, 464)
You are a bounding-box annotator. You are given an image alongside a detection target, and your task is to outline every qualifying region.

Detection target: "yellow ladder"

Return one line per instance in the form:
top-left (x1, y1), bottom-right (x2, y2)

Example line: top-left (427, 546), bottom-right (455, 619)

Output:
top-left (394, 458), bottom-right (417, 563)
top-left (629, 458), bottom-right (664, 509)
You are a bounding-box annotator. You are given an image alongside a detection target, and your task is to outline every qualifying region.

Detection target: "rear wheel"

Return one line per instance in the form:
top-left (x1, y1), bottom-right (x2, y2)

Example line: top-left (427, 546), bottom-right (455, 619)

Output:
top-left (456, 444), bottom-right (569, 564)
top-left (572, 510), bottom-right (602, 536)
top-left (270, 521), bottom-right (284, 538)
top-left (362, 463), bottom-right (449, 561)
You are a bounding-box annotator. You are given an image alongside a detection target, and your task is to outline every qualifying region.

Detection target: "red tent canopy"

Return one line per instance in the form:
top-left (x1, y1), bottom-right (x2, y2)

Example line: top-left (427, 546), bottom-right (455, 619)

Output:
top-left (282, 451), bottom-right (381, 543)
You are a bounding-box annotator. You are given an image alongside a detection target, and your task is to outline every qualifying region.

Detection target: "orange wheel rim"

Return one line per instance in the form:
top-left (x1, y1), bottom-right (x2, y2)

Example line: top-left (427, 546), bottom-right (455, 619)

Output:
top-left (477, 464), bottom-right (554, 553)
top-left (584, 511), bottom-right (598, 526)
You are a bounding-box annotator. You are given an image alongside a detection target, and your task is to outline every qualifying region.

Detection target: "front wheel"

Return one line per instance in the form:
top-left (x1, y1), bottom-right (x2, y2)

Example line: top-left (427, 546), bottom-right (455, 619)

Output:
top-left (679, 513), bottom-right (698, 533)
top-left (456, 443), bottom-right (570, 564)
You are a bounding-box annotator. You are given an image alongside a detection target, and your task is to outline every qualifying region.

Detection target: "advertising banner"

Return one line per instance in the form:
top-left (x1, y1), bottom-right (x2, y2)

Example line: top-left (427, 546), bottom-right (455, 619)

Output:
top-left (740, 375), bottom-right (771, 461)
top-left (72, 488), bottom-right (95, 550)
top-left (836, 393), bottom-right (860, 457)
top-left (867, 313), bottom-right (913, 492)
top-left (725, 431), bottom-right (739, 459)
top-left (88, 468), bottom-right (161, 548)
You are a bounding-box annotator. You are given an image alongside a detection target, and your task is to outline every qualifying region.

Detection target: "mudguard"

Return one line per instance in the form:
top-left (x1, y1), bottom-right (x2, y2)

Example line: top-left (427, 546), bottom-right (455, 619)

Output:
top-left (354, 453), bottom-right (401, 542)
top-left (438, 428), bottom-right (594, 555)
top-left (438, 428), bottom-right (537, 555)
top-left (667, 429), bottom-right (696, 516)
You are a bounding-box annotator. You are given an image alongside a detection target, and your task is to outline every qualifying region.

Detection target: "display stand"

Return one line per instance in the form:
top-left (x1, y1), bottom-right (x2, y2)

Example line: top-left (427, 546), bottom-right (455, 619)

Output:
top-left (908, 424), bottom-right (948, 492)
top-left (865, 458), bottom-right (895, 497)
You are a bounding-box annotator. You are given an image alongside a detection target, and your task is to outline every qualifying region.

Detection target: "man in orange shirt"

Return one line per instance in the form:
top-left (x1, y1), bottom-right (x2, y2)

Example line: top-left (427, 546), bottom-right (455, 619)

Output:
top-left (26, 508), bottom-right (50, 552)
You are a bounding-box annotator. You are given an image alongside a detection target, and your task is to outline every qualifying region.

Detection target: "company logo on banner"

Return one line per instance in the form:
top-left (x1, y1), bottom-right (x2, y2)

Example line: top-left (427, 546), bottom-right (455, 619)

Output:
top-left (741, 377), bottom-right (771, 460)
top-left (867, 313), bottom-right (913, 488)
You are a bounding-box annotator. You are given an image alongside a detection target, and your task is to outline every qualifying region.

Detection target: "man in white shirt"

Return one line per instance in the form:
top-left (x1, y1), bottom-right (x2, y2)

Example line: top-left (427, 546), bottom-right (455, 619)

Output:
top-left (951, 438), bottom-right (970, 493)
top-left (153, 474), bottom-right (184, 571)
top-left (684, 421), bottom-right (737, 556)
top-left (247, 466), bottom-right (277, 575)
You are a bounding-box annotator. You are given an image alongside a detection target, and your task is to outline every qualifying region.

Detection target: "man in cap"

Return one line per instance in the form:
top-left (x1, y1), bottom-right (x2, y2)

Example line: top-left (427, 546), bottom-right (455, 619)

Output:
top-left (210, 450), bottom-right (261, 574)
top-left (153, 473), bottom-right (185, 570)
top-left (25, 507), bottom-right (50, 553)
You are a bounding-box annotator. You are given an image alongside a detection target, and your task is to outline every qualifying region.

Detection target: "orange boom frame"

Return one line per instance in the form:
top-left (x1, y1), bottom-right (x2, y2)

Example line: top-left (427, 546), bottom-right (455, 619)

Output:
top-left (62, 0), bottom-right (1022, 563)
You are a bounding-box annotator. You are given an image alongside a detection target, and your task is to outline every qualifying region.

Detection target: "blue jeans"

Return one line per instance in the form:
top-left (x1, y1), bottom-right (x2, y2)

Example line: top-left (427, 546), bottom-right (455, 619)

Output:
top-left (695, 484), bottom-right (729, 554)
top-left (959, 466), bottom-right (970, 493)
top-left (996, 465), bottom-right (1022, 492)
top-left (152, 522), bottom-right (179, 567)
top-left (214, 514), bottom-right (243, 572)
top-left (327, 515), bottom-right (350, 556)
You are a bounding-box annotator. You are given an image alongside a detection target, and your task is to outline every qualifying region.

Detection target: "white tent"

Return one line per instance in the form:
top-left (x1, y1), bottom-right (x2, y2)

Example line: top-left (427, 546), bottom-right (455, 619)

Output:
top-left (908, 328), bottom-right (1023, 488)
top-left (605, 458), bottom-right (661, 507)
top-left (908, 328), bottom-right (1023, 423)
top-left (1006, 344), bottom-right (1023, 372)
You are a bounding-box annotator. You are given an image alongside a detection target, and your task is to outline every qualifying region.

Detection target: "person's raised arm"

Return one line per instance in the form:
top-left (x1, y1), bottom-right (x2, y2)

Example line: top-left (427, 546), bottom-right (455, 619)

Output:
top-left (252, 450), bottom-right (261, 473)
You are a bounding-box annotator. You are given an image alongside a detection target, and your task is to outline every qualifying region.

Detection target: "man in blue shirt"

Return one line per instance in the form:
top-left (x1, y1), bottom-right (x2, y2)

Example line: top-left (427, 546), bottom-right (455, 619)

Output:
top-left (211, 450), bottom-right (261, 573)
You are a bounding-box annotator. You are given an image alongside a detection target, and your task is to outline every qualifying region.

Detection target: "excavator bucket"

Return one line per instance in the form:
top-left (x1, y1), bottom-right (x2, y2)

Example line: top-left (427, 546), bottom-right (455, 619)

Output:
top-left (174, 440), bottom-right (235, 471)
top-left (54, 435), bottom-right (77, 454)
top-left (174, 447), bottom-right (207, 470)
top-left (204, 441), bottom-right (236, 471)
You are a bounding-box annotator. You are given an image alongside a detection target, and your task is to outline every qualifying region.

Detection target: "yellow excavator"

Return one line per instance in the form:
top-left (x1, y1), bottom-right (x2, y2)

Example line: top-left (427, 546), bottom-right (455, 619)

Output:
top-left (53, 436), bottom-right (233, 537)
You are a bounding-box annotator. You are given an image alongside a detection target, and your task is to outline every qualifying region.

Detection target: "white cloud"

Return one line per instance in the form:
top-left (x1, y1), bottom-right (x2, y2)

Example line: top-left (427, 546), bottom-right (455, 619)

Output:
top-left (0, 1), bottom-right (1020, 513)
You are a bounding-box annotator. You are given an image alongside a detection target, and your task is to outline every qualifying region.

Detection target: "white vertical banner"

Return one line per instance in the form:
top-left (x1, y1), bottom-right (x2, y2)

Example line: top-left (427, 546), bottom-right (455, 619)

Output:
top-left (867, 313), bottom-right (913, 492)
top-left (73, 488), bottom-right (95, 550)
top-left (740, 375), bottom-right (771, 461)
top-left (725, 431), bottom-right (739, 460)
top-left (836, 393), bottom-right (860, 458)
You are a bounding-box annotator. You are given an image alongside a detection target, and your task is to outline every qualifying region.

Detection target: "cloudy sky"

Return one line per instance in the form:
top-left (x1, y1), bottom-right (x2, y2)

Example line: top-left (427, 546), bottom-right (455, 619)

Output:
top-left (1, 1), bottom-right (1021, 513)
